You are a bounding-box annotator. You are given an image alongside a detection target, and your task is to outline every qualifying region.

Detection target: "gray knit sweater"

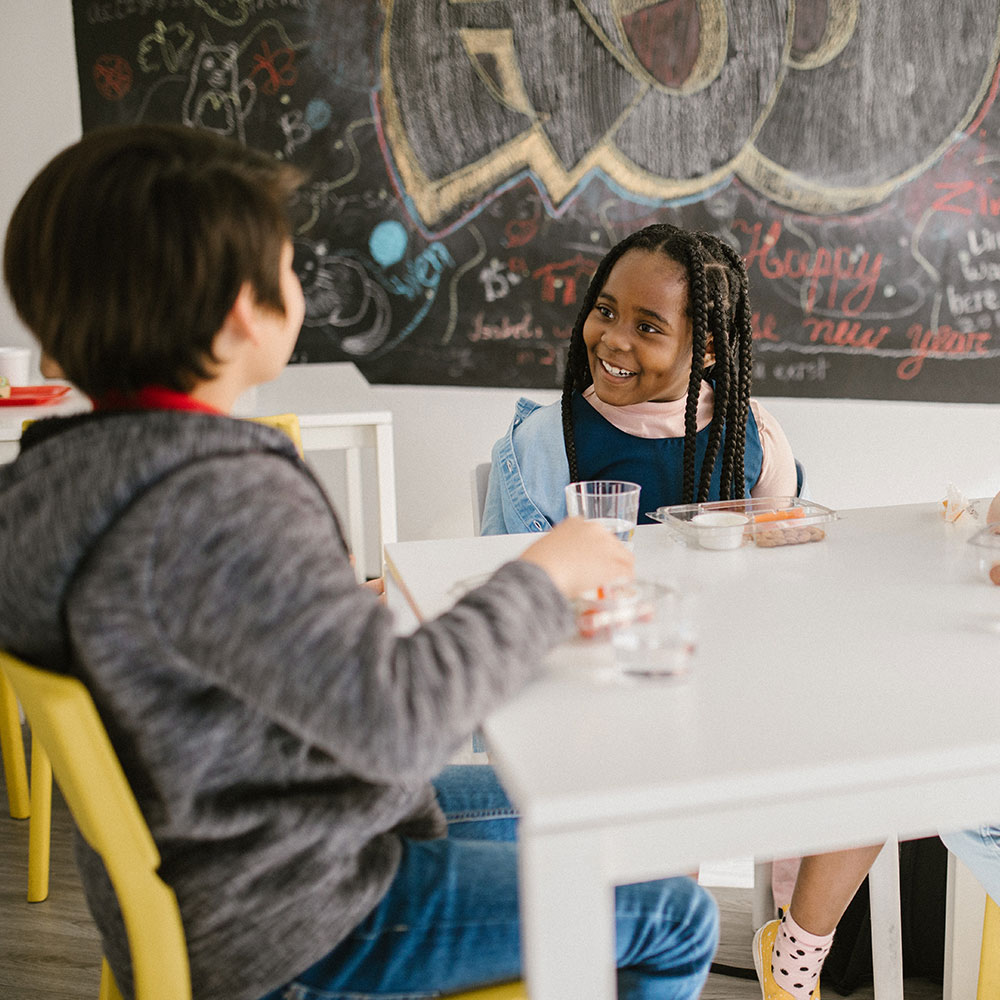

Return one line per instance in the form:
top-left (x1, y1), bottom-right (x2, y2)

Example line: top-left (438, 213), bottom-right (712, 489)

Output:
top-left (0, 410), bottom-right (573, 1000)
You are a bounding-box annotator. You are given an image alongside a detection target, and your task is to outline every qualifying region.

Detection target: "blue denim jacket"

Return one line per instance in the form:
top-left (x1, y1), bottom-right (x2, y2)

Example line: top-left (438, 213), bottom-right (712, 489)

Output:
top-left (481, 397), bottom-right (568, 534)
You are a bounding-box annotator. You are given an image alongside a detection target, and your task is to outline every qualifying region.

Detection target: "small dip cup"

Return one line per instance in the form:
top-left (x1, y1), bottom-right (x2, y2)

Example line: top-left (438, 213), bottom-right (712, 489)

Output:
top-left (690, 511), bottom-right (748, 550)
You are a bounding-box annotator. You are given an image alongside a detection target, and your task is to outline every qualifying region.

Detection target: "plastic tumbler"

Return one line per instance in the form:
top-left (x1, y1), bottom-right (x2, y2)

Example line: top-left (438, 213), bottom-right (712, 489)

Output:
top-left (609, 580), bottom-right (697, 679)
top-left (564, 480), bottom-right (641, 547)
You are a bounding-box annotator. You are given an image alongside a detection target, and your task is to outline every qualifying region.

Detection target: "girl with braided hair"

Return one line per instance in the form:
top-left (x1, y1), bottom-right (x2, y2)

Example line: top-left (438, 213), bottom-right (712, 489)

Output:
top-left (481, 223), bottom-right (797, 535)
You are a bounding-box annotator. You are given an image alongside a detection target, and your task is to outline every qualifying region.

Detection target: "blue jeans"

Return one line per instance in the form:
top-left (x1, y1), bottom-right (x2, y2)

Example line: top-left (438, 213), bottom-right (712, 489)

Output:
top-left (940, 824), bottom-right (1000, 902)
top-left (261, 765), bottom-right (718, 999)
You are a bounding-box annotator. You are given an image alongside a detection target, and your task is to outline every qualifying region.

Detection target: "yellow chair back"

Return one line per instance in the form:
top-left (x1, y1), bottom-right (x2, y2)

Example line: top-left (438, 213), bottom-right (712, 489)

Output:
top-left (450, 984), bottom-right (527, 998)
top-left (0, 650), bottom-right (190, 1000)
top-left (249, 412), bottom-right (304, 457)
top-left (980, 894), bottom-right (1000, 999)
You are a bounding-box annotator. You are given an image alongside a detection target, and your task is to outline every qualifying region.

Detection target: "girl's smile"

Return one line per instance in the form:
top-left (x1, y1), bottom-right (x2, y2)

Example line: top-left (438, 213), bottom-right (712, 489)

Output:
top-left (583, 249), bottom-right (702, 406)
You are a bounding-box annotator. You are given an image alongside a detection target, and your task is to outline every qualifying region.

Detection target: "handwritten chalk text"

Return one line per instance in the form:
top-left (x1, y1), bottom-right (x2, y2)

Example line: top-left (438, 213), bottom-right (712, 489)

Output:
top-left (930, 180), bottom-right (1000, 218)
top-left (803, 317), bottom-right (891, 350)
top-left (897, 324), bottom-right (991, 380)
top-left (736, 220), bottom-right (882, 316)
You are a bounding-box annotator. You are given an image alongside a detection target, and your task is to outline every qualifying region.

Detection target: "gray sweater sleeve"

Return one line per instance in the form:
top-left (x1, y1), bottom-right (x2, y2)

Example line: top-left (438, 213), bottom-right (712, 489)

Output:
top-left (133, 452), bottom-right (573, 782)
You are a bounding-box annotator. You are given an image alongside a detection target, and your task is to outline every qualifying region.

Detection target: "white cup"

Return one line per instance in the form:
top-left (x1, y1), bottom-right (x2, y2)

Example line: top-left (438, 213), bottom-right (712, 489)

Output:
top-left (0, 347), bottom-right (32, 386)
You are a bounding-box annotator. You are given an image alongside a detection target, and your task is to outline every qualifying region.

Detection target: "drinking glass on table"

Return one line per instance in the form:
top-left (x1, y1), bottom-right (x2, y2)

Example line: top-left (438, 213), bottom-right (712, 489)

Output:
top-left (574, 580), bottom-right (697, 680)
top-left (564, 480), bottom-right (641, 548)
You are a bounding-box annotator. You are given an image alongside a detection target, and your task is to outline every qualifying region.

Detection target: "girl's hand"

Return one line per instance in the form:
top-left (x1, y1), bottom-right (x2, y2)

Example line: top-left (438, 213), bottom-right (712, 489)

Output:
top-left (519, 517), bottom-right (634, 599)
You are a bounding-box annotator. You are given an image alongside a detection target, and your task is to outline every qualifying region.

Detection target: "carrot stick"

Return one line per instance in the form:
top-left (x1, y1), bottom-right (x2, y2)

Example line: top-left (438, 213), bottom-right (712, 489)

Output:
top-left (753, 507), bottom-right (805, 523)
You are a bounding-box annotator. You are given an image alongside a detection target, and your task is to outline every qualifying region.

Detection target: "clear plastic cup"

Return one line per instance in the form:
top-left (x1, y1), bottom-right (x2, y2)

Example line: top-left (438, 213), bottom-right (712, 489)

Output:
top-left (575, 580), bottom-right (696, 679)
top-left (564, 480), bottom-right (641, 548)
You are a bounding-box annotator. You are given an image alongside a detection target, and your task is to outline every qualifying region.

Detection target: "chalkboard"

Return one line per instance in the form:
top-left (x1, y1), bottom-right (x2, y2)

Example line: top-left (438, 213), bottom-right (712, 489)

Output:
top-left (71, 0), bottom-right (1000, 403)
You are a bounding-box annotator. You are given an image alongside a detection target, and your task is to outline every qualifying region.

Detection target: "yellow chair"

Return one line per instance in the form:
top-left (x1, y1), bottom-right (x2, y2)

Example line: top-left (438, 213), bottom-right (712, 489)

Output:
top-left (0, 416), bottom-right (38, 829)
top-left (250, 411), bottom-right (304, 457)
top-left (0, 669), bottom-right (30, 818)
top-left (0, 648), bottom-right (525, 999)
top-left (452, 986), bottom-right (526, 999)
top-left (979, 894), bottom-right (1000, 999)
top-left (0, 649), bottom-right (189, 999)
top-left (1, 663), bottom-right (51, 902)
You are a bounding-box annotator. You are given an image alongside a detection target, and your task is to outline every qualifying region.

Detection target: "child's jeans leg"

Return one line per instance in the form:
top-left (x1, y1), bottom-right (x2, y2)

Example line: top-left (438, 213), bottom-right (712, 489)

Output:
top-left (432, 763), bottom-right (519, 840)
top-left (940, 824), bottom-right (1000, 901)
top-left (261, 765), bottom-right (718, 1000)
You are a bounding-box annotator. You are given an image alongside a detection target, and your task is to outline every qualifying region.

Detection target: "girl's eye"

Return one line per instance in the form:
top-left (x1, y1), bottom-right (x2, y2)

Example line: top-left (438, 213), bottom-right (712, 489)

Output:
top-left (595, 303), bottom-right (614, 319)
top-left (638, 323), bottom-right (662, 335)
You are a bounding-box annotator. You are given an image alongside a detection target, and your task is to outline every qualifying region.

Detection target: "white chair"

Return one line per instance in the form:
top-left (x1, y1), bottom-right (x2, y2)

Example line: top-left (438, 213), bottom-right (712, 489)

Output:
top-left (471, 462), bottom-right (491, 536)
top-left (294, 412), bottom-right (398, 581)
top-left (3, 406), bottom-right (399, 583)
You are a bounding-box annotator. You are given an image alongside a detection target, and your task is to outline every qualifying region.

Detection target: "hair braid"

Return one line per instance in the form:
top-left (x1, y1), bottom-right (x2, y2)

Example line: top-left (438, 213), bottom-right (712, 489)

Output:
top-left (698, 285), bottom-right (729, 500)
top-left (682, 240), bottom-right (711, 502)
top-left (714, 239), bottom-right (754, 498)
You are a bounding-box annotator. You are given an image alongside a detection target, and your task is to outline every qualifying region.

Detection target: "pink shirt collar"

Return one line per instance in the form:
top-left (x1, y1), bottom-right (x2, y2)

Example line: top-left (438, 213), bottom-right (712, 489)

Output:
top-left (582, 383), bottom-right (714, 438)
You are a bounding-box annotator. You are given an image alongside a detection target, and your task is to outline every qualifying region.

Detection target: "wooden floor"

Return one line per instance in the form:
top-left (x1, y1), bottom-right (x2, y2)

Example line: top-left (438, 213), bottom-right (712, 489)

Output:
top-left (1, 736), bottom-right (944, 999)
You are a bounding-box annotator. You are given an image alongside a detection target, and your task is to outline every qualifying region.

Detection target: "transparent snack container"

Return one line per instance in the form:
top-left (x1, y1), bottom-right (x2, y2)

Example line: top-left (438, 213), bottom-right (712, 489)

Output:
top-left (968, 524), bottom-right (1000, 585)
top-left (647, 497), bottom-right (838, 550)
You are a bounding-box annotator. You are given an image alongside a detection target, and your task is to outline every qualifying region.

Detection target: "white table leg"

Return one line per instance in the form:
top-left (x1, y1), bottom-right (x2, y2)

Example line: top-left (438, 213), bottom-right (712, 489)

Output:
top-left (868, 837), bottom-right (904, 1000)
top-left (944, 852), bottom-right (986, 1000)
top-left (752, 860), bottom-right (776, 928)
top-left (374, 421), bottom-right (398, 546)
top-left (519, 829), bottom-right (617, 1000)
top-left (344, 446), bottom-right (365, 581)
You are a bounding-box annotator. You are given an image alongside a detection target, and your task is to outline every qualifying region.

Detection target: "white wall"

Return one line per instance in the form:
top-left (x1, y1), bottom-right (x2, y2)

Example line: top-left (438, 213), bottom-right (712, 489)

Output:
top-left (1, 3), bottom-right (82, 382)
top-left (5, 3), bottom-right (1000, 547)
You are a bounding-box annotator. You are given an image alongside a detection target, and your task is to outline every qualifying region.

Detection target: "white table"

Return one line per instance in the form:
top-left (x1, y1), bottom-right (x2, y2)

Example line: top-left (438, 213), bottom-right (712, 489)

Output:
top-left (0, 387), bottom-right (90, 459)
top-left (1, 388), bottom-right (397, 578)
top-left (384, 504), bottom-right (1000, 1000)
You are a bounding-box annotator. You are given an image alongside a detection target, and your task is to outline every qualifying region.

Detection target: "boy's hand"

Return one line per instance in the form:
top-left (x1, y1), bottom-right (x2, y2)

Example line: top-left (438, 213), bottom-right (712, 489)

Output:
top-left (518, 517), bottom-right (634, 599)
top-left (988, 490), bottom-right (1000, 525)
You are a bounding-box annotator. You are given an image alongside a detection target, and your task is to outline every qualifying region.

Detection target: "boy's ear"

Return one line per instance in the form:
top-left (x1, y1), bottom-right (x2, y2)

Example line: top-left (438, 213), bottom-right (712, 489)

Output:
top-left (225, 282), bottom-right (261, 341)
top-left (212, 281), bottom-right (260, 358)
top-left (39, 352), bottom-right (64, 379)
top-left (212, 282), bottom-right (260, 363)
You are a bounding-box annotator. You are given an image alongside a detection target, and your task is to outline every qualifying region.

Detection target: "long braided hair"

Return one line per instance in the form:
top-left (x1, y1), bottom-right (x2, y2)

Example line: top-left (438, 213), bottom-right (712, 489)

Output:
top-left (560, 224), bottom-right (754, 503)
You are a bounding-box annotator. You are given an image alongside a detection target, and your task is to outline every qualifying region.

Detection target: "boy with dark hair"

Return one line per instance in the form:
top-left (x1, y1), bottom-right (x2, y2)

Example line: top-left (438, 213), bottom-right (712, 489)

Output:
top-left (0, 124), bottom-right (717, 1000)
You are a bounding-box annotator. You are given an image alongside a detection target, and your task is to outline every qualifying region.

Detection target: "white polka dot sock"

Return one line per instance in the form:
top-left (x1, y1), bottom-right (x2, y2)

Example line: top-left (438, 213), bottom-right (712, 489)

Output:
top-left (771, 909), bottom-right (833, 999)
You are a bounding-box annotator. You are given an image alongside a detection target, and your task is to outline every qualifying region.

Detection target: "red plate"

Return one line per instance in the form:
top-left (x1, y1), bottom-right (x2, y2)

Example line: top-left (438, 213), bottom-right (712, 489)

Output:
top-left (0, 385), bottom-right (73, 406)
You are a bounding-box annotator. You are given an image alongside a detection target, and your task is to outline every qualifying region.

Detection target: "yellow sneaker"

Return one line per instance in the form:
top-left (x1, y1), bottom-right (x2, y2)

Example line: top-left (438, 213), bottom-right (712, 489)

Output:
top-left (752, 918), bottom-right (820, 1000)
